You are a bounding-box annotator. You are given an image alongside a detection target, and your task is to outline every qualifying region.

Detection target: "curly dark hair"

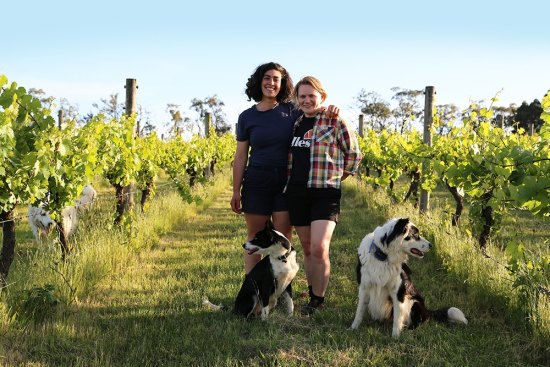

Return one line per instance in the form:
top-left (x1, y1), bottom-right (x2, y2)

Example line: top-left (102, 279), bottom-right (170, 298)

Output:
top-left (245, 62), bottom-right (294, 103)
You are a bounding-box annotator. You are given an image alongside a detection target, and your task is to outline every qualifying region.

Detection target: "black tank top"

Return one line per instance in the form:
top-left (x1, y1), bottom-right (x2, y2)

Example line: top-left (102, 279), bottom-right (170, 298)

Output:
top-left (289, 116), bottom-right (315, 186)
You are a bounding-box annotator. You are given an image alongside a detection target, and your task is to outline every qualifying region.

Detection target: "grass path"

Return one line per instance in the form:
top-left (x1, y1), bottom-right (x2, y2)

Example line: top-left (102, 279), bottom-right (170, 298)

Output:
top-left (82, 188), bottom-right (249, 365)
top-left (5, 181), bottom-right (549, 366)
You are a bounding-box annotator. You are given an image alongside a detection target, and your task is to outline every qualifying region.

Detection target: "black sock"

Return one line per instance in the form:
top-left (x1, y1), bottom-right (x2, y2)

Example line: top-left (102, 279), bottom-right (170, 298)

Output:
top-left (310, 293), bottom-right (325, 305)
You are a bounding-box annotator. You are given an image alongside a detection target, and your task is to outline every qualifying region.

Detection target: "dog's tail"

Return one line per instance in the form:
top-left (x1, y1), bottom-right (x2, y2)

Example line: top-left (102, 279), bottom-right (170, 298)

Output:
top-left (429, 307), bottom-right (468, 325)
top-left (202, 297), bottom-right (228, 312)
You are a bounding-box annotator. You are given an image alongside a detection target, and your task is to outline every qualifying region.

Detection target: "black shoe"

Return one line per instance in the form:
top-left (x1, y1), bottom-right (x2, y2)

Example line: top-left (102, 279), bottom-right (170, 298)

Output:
top-left (301, 298), bottom-right (324, 316)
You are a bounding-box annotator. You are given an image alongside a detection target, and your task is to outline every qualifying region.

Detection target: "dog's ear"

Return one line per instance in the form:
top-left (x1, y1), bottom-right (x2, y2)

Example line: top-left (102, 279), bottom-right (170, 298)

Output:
top-left (397, 218), bottom-right (410, 233)
top-left (265, 220), bottom-right (274, 230)
top-left (385, 218), bottom-right (410, 245)
top-left (402, 218), bottom-right (410, 232)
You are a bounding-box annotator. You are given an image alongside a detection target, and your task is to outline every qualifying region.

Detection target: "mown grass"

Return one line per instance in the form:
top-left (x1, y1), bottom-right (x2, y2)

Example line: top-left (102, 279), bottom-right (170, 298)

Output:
top-left (0, 172), bottom-right (548, 366)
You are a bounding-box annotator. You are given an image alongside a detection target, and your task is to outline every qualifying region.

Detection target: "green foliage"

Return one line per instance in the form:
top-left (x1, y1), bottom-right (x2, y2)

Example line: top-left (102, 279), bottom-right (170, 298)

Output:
top-left (506, 241), bottom-right (550, 329)
top-left (19, 284), bottom-right (60, 323)
top-left (0, 75), bottom-right (99, 223)
top-left (514, 99), bottom-right (544, 133)
top-left (0, 75), bottom-right (57, 212)
top-left (135, 133), bottom-right (162, 189)
top-left (159, 132), bottom-right (235, 203)
top-left (541, 91), bottom-right (550, 125)
top-left (98, 115), bottom-right (141, 188)
top-left (119, 209), bottom-right (139, 248)
top-left (360, 96), bottom-right (550, 234)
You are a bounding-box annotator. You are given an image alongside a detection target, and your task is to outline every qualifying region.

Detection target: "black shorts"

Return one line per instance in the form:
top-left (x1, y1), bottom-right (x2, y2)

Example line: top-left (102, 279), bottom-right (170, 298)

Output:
top-left (241, 166), bottom-right (288, 215)
top-left (286, 185), bottom-right (341, 226)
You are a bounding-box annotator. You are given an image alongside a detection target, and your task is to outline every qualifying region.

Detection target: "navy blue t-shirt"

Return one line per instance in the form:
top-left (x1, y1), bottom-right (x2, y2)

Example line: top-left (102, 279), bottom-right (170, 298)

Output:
top-left (236, 102), bottom-right (301, 168)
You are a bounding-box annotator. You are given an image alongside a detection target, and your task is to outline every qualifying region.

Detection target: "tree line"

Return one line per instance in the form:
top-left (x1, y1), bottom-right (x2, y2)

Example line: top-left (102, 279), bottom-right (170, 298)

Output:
top-left (355, 88), bottom-right (545, 134)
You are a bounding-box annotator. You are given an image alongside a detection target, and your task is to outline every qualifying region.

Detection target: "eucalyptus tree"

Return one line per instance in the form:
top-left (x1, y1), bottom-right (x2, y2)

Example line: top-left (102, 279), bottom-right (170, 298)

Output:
top-left (93, 93), bottom-right (124, 120)
top-left (390, 87), bottom-right (423, 133)
top-left (190, 95), bottom-right (229, 135)
top-left (354, 90), bottom-right (392, 131)
top-left (434, 103), bottom-right (459, 135)
top-left (493, 104), bottom-right (517, 130)
top-left (28, 88), bottom-right (56, 110)
top-left (514, 99), bottom-right (544, 134)
top-left (165, 103), bottom-right (191, 137)
top-left (136, 105), bottom-right (155, 137)
top-left (58, 97), bottom-right (81, 126)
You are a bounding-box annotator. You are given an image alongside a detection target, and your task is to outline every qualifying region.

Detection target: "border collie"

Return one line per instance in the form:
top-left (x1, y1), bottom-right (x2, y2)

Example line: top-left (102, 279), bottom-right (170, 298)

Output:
top-left (203, 221), bottom-right (299, 320)
top-left (350, 218), bottom-right (467, 337)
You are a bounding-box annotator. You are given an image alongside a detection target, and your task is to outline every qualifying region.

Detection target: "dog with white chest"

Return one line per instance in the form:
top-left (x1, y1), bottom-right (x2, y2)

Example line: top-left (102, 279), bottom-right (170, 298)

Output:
top-left (27, 185), bottom-right (96, 243)
top-left (28, 205), bottom-right (55, 242)
top-left (351, 218), bottom-right (467, 337)
top-left (204, 221), bottom-right (299, 320)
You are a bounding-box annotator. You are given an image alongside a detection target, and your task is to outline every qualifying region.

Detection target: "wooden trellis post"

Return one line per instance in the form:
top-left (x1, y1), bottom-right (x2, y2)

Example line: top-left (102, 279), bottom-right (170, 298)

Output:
top-left (419, 86), bottom-right (435, 214)
top-left (58, 109), bottom-right (64, 130)
top-left (118, 78), bottom-right (137, 221)
top-left (204, 112), bottom-right (211, 137)
top-left (125, 78), bottom-right (138, 135)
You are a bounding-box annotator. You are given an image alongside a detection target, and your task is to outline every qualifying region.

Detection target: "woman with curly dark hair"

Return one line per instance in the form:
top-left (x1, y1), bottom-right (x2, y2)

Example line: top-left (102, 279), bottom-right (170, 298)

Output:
top-left (231, 62), bottom-right (299, 274)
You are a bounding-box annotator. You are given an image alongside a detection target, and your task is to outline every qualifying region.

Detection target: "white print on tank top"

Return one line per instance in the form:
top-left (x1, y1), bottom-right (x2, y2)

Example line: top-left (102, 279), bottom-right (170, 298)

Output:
top-left (291, 129), bottom-right (313, 148)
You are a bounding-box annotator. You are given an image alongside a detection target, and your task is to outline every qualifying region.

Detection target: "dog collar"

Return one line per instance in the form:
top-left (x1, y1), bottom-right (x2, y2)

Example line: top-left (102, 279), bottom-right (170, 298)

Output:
top-left (369, 241), bottom-right (388, 262)
top-left (277, 247), bottom-right (294, 263)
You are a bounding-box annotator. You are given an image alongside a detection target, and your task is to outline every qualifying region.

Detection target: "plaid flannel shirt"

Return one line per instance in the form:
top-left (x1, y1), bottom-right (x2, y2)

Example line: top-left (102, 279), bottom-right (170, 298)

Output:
top-left (286, 111), bottom-right (363, 189)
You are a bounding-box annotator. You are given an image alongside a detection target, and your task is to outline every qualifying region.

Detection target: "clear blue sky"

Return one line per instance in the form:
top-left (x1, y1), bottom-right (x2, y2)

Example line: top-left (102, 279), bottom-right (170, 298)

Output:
top-left (2, 0), bottom-right (549, 134)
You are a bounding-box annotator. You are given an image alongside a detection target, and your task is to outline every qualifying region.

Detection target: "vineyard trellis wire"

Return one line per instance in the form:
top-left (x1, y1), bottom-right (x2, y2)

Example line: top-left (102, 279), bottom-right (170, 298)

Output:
top-left (0, 180), bottom-right (178, 227)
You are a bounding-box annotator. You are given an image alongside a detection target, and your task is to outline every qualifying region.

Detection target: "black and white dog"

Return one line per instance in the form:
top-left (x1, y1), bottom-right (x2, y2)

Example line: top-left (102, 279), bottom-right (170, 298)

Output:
top-left (203, 221), bottom-right (299, 320)
top-left (350, 218), bottom-right (467, 337)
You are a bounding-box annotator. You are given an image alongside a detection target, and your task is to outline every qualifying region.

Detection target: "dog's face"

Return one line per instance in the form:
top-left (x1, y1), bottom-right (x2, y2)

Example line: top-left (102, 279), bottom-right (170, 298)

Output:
top-left (243, 221), bottom-right (291, 257)
top-left (376, 218), bottom-right (432, 258)
top-left (28, 205), bottom-right (55, 234)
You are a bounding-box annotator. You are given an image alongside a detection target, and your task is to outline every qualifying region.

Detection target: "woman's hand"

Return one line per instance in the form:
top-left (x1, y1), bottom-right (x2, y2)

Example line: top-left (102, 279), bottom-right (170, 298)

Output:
top-left (231, 192), bottom-right (242, 214)
top-left (325, 104), bottom-right (340, 118)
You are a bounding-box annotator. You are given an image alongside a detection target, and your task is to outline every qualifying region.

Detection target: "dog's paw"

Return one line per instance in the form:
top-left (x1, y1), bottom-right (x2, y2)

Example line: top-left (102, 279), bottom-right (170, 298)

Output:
top-left (260, 307), bottom-right (270, 321)
top-left (350, 315), bottom-right (364, 330)
top-left (391, 328), bottom-right (402, 338)
top-left (286, 306), bottom-right (294, 316)
top-left (202, 298), bottom-right (224, 311)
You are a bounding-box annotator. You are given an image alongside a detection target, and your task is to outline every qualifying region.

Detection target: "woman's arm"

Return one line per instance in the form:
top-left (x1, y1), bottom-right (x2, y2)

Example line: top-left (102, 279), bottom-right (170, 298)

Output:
top-left (337, 118), bottom-right (363, 178)
top-left (230, 140), bottom-right (250, 214)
